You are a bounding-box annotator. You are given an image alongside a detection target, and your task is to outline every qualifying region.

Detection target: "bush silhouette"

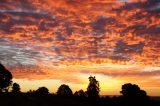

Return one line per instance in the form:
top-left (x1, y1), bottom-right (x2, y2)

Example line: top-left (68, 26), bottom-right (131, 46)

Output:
top-left (120, 83), bottom-right (152, 106)
top-left (0, 63), bottom-right (12, 92)
top-left (12, 83), bottom-right (21, 93)
top-left (120, 83), bottom-right (147, 98)
top-left (86, 76), bottom-right (100, 99)
top-left (35, 87), bottom-right (49, 95)
top-left (74, 89), bottom-right (86, 98)
top-left (57, 84), bottom-right (73, 97)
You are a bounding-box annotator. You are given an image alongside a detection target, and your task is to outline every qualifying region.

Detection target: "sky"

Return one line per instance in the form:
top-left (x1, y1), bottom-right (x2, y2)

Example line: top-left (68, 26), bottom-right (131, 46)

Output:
top-left (0, 0), bottom-right (160, 96)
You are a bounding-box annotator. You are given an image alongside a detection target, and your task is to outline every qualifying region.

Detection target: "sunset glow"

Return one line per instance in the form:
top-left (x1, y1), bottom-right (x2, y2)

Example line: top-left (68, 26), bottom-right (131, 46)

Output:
top-left (0, 0), bottom-right (160, 96)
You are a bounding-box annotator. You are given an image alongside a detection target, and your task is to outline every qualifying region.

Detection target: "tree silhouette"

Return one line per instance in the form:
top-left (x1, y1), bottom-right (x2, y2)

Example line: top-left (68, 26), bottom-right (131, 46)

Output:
top-left (120, 83), bottom-right (147, 98)
top-left (74, 89), bottom-right (86, 98)
top-left (0, 63), bottom-right (12, 92)
top-left (35, 87), bottom-right (49, 95)
top-left (120, 83), bottom-right (149, 104)
top-left (121, 83), bottom-right (140, 97)
top-left (120, 83), bottom-right (151, 106)
top-left (12, 83), bottom-right (20, 93)
top-left (86, 76), bottom-right (100, 98)
top-left (57, 84), bottom-right (73, 97)
top-left (27, 89), bottom-right (35, 94)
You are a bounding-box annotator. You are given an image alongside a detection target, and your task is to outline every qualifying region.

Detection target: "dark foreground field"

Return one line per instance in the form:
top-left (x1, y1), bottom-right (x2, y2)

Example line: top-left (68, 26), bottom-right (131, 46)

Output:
top-left (0, 93), bottom-right (160, 106)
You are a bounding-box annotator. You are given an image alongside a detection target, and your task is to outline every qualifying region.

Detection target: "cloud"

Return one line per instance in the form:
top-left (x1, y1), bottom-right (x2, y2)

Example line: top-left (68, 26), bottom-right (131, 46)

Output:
top-left (114, 40), bottom-right (145, 54)
top-left (82, 69), bottom-right (160, 77)
top-left (91, 16), bottom-right (116, 35)
top-left (0, 0), bottom-right (159, 81)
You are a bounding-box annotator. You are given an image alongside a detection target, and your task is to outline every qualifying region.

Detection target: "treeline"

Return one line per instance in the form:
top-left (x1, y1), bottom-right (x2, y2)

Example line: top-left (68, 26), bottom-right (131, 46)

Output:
top-left (0, 63), bottom-right (159, 106)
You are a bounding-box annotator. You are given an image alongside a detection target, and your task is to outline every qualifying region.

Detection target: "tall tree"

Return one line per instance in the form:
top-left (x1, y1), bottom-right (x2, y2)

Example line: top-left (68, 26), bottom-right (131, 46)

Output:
top-left (0, 63), bottom-right (12, 92)
top-left (86, 76), bottom-right (100, 98)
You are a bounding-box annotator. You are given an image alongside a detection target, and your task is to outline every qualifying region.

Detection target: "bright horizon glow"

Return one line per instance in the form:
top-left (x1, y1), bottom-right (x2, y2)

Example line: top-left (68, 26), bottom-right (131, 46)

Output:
top-left (12, 63), bottom-right (160, 96)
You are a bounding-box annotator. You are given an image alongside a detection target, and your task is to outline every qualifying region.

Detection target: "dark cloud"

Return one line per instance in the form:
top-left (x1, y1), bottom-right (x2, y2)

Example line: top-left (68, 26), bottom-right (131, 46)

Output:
top-left (113, 0), bottom-right (160, 37)
top-left (116, 0), bottom-right (160, 11)
top-left (114, 40), bottom-right (145, 54)
top-left (65, 22), bottom-right (73, 35)
top-left (91, 16), bottom-right (116, 35)
top-left (140, 26), bottom-right (160, 35)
